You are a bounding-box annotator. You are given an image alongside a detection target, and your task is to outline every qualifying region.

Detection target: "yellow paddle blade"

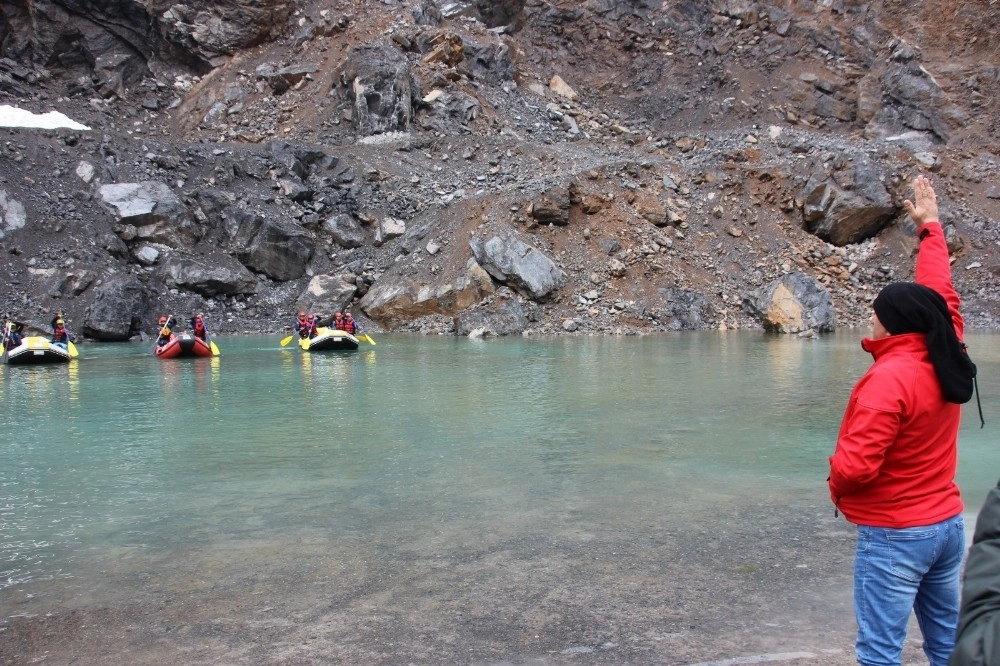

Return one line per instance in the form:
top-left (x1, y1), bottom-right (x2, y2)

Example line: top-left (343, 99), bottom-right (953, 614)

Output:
top-left (210, 341), bottom-right (220, 356)
top-left (301, 336), bottom-right (311, 350)
top-left (0, 342), bottom-right (4, 355)
top-left (361, 334), bottom-right (376, 346)
top-left (67, 341), bottom-right (79, 358)
top-left (280, 335), bottom-right (294, 347)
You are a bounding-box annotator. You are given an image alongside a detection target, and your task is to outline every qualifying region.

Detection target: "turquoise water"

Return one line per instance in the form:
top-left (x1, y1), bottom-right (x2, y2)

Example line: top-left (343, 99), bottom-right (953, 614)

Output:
top-left (1, 331), bottom-right (998, 661)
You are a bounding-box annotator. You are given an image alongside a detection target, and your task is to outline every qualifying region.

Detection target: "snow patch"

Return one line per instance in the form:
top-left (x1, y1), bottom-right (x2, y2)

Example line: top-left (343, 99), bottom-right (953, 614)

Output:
top-left (0, 105), bottom-right (91, 130)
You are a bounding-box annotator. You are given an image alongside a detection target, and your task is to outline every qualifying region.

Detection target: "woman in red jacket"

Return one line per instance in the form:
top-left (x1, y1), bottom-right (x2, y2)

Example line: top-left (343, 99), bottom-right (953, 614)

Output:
top-left (829, 175), bottom-right (977, 666)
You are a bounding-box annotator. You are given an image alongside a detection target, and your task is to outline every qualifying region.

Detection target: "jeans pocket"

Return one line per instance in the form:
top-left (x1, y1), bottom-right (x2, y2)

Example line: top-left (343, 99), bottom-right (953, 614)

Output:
top-left (886, 527), bottom-right (938, 582)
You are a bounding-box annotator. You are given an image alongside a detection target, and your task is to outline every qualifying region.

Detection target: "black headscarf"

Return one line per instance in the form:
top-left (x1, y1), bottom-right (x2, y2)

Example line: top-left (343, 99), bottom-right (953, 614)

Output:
top-left (873, 282), bottom-right (976, 404)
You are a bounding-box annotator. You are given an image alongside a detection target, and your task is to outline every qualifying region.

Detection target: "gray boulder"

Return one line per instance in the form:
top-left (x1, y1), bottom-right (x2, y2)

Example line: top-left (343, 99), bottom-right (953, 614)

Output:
top-left (801, 161), bottom-right (895, 246)
top-left (651, 288), bottom-right (712, 330)
top-left (234, 215), bottom-right (314, 282)
top-left (99, 182), bottom-right (201, 247)
top-left (160, 255), bottom-right (258, 297)
top-left (469, 235), bottom-right (565, 301)
top-left (454, 297), bottom-right (528, 337)
top-left (745, 272), bottom-right (836, 334)
top-left (322, 214), bottom-right (366, 249)
top-left (334, 44), bottom-right (421, 136)
top-left (0, 190), bottom-right (27, 239)
top-left (296, 274), bottom-right (359, 315)
top-left (159, 2), bottom-right (296, 65)
top-left (82, 275), bottom-right (151, 341)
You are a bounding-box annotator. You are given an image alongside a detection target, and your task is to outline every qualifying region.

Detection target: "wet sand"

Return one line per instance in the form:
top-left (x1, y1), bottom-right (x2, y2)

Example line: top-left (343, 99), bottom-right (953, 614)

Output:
top-left (0, 500), bottom-right (942, 665)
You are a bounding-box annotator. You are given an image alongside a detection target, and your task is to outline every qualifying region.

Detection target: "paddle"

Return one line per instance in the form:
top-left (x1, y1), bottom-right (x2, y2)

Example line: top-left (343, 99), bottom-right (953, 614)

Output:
top-left (359, 333), bottom-right (377, 346)
top-left (0, 321), bottom-right (9, 355)
top-left (198, 315), bottom-right (221, 356)
top-left (280, 335), bottom-right (294, 347)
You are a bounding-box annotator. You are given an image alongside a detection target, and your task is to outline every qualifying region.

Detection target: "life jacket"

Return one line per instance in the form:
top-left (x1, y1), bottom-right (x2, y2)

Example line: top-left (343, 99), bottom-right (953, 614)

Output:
top-left (343, 318), bottom-right (356, 334)
top-left (334, 316), bottom-right (344, 331)
top-left (302, 318), bottom-right (317, 338)
top-left (52, 326), bottom-right (68, 343)
top-left (193, 318), bottom-right (206, 339)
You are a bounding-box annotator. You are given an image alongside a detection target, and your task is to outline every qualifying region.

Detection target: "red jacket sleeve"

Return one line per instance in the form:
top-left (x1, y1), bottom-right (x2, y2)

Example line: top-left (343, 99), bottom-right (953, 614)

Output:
top-left (915, 221), bottom-right (964, 342)
top-left (829, 377), bottom-right (904, 498)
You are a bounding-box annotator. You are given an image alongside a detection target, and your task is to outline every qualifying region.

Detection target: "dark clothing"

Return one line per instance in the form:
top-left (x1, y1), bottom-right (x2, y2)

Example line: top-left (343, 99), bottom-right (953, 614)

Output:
top-left (950, 480), bottom-right (1000, 666)
top-left (6, 326), bottom-right (22, 347)
top-left (873, 281), bottom-right (976, 403)
top-left (52, 327), bottom-right (69, 344)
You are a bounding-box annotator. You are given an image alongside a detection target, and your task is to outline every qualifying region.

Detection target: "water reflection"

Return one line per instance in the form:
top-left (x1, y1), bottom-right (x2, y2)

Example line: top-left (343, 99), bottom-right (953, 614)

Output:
top-left (0, 332), bottom-right (998, 662)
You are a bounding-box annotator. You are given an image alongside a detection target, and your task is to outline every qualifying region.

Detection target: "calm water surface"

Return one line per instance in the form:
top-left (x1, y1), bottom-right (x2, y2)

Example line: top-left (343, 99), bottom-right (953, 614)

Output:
top-left (1, 331), bottom-right (998, 661)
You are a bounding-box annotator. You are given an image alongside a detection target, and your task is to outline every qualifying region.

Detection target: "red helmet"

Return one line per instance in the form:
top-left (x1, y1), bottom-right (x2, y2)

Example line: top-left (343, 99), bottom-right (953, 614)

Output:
top-left (297, 311), bottom-right (306, 319)
top-left (159, 316), bottom-right (168, 325)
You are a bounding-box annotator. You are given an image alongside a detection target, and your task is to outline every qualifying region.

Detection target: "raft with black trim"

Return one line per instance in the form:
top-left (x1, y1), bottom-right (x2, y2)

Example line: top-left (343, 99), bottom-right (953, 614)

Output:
top-left (3, 336), bottom-right (72, 365)
top-left (154, 333), bottom-right (216, 359)
top-left (300, 327), bottom-right (359, 352)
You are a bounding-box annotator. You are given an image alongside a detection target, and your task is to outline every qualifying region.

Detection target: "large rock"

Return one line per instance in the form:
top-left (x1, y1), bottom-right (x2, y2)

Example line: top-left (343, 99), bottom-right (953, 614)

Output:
top-left (454, 295), bottom-right (528, 337)
top-left (360, 261), bottom-right (495, 328)
top-left (233, 214), bottom-right (314, 281)
top-left (745, 272), bottom-right (836, 334)
top-left (530, 186), bottom-right (570, 225)
top-left (322, 214), bottom-right (366, 249)
top-left (334, 44), bottom-right (421, 136)
top-left (81, 275), bottom-right (151, 341)
top-left (0, 189), bottom-right (27, 239)
top-left (296, 274), bottom-right (358, 315)
top-left (860, 40), bottom-right (969, 143)
top-left (469, 235), bottom-right (565, 301)
top-left (800, 161), bottom-right (895, 246)
top-left (159, 2), bottom-right (296, 66)
top-left (160, 255), bottom-right (258, 297)
top-left (99, 182), bottom-right (202, 247)
top-left (651, 288), bottom-right (712, 330)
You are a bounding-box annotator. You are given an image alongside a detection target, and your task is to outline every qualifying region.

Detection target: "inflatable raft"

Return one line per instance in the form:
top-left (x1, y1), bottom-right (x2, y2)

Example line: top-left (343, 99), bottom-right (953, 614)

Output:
top-left (3, 336), bottom-right (72, 365)
top-left (154, 333), bottom-right (217, 359)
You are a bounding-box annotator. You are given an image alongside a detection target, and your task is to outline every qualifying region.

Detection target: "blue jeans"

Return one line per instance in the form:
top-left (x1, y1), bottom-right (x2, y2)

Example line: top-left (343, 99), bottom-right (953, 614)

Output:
top-left (854, 515), bottom-right (965, 666)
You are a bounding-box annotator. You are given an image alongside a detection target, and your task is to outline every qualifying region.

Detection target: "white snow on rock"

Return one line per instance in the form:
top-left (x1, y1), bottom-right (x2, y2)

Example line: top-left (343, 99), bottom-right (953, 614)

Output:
top-left (0, 105), bottom-right (91, 130)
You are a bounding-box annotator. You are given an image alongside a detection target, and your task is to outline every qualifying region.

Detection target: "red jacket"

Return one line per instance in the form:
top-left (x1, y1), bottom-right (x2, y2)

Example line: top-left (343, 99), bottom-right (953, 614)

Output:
top-left (828, 221), bottom-right (965, 527)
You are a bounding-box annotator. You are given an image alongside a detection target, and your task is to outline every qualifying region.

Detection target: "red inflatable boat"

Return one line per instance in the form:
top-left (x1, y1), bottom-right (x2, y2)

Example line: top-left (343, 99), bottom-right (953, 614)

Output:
top-left (154, 333), bottom-right (217, 359)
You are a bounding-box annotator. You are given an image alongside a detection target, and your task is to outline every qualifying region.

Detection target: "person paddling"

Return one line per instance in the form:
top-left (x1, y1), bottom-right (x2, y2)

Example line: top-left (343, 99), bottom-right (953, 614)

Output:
top-left (156, 315), bottom-right (175, 347)
top-left (294, 311), bottom-right (309, 338)
top-left (343, 312), bottom-right (360, 335)
top-left (191, 313), bottom-right (208, 341)
top-left (51, 318), bottom-right (70, 348)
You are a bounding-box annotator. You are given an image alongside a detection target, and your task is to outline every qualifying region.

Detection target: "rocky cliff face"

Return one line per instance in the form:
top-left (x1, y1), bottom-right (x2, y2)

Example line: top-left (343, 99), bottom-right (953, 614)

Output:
top-left (1, 0), bottom-right (998, 340)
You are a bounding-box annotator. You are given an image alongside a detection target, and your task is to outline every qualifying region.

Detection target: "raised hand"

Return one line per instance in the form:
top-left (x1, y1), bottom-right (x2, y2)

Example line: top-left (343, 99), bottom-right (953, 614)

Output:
top-left (903, 175), bottom-right (940, 227)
